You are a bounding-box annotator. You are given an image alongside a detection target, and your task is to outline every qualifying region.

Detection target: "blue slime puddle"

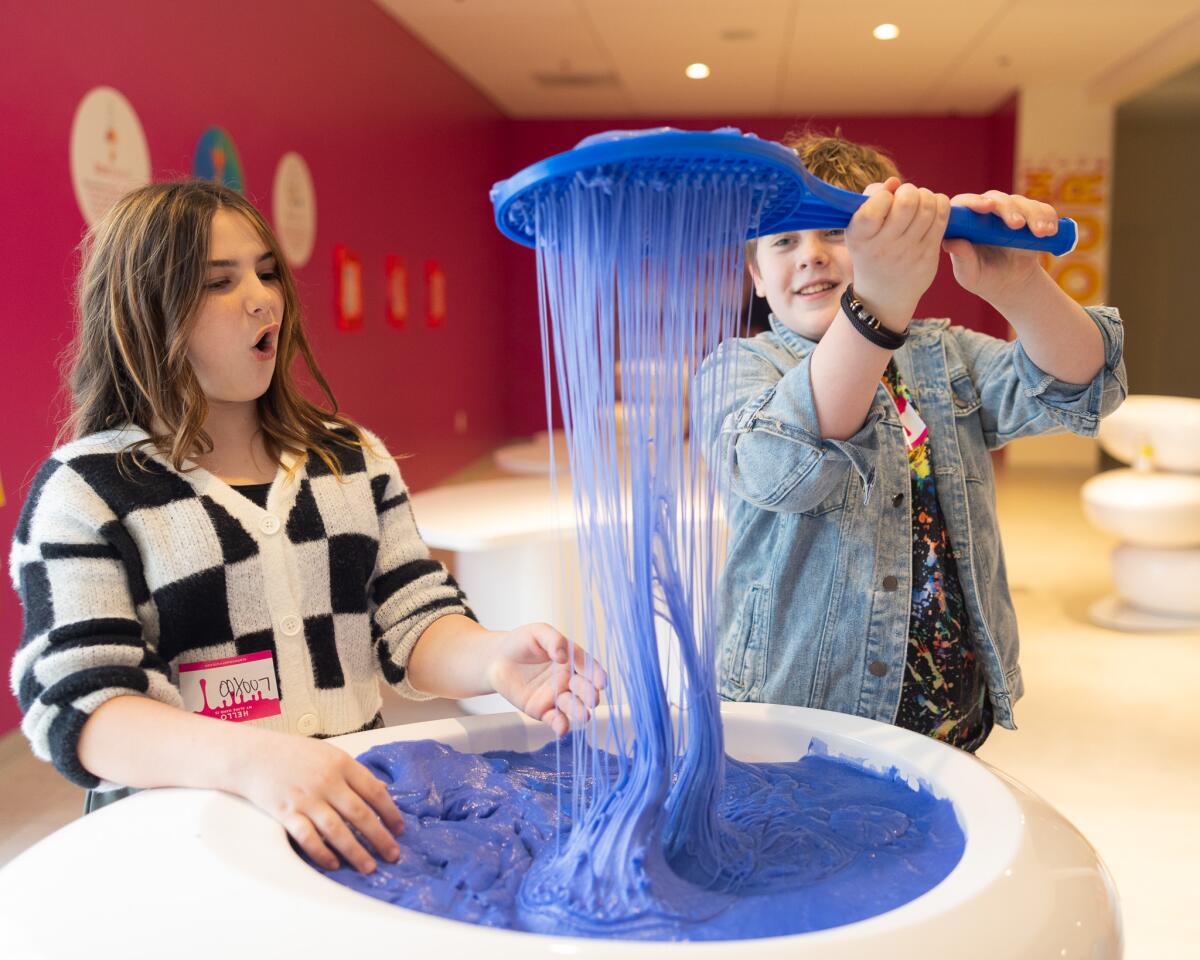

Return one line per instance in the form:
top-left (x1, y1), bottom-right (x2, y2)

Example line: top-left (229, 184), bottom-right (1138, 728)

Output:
top-left (311, 735), bottom-right (964, 941)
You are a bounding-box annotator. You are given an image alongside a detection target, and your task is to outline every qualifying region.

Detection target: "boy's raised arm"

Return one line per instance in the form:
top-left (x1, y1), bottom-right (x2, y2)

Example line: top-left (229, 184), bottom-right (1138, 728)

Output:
top-left (810, 180), bottom-right (950, 440)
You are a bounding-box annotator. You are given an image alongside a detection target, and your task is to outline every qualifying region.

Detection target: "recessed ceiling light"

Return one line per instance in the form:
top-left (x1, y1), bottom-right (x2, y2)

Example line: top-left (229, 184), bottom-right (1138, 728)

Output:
top-left (873, 23), bottom-right (900, 40)
top-left (685, 63), bottom-right (711, 80)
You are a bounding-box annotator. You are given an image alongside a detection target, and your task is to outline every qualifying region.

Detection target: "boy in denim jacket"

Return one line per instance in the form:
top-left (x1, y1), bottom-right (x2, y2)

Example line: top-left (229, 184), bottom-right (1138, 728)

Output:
top-left (697, 135), bottom-right (1126, 751)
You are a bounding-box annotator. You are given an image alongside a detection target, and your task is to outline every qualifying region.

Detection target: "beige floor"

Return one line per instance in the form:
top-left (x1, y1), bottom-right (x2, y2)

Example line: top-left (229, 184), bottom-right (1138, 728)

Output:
top-left (1, 463), bottom-right (1197, 957)
top-left (975, 465), bottom-right (1200, 958)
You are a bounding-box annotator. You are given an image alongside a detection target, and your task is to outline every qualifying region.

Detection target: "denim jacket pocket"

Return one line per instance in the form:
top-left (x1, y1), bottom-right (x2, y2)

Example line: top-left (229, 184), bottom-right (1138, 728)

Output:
top-left (718, 583), bottom-right (770, 700)
top-left (950, 373), bottom-right (982, 416)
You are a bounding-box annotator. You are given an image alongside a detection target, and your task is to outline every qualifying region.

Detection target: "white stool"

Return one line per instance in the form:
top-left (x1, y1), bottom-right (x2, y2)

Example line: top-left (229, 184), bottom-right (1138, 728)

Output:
top-left (1081, 395), bottom-right (1200, 629)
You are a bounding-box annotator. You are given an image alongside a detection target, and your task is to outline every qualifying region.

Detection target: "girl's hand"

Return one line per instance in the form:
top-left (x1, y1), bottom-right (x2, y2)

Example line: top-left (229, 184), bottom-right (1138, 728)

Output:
top-left (486, 622), bottom-right (607, 736)
top-left (943, 191), bottom-right (1058, 306)
top-left (234, 731), bottom-right (404, 874)
top-left (847, 177), bottom-right (951, 331)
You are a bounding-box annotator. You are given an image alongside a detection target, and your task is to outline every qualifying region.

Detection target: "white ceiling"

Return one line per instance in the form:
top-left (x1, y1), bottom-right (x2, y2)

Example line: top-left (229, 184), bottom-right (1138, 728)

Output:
top-left (376, 0), bottom-right (1200, 117)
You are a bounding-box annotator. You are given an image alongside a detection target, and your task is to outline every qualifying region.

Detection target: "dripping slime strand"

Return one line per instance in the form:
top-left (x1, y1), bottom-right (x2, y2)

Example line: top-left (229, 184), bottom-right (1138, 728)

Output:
top-left (515, 159), bottom-right (769, 936)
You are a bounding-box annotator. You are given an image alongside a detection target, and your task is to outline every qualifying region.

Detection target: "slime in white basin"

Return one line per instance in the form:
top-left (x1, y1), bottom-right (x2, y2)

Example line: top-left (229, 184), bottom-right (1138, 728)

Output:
top-left (0, 704), bottom-right (1121, 959)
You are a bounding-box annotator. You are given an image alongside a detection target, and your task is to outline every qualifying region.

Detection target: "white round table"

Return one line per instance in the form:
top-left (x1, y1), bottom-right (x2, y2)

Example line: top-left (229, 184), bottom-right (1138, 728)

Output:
top-left (493, 430), bottom-right (570, 475)
top-left (414, 475), bottom-right (580, 713)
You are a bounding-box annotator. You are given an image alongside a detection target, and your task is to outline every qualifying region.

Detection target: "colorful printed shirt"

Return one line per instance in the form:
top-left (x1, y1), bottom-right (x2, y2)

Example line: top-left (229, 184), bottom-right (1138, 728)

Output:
top-left (883, 362), bottom-right (992, 752)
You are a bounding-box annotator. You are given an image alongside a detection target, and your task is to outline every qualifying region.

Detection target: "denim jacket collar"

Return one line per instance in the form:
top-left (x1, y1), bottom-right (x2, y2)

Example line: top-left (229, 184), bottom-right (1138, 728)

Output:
top-left (766, 312), bottom-right (817, 356)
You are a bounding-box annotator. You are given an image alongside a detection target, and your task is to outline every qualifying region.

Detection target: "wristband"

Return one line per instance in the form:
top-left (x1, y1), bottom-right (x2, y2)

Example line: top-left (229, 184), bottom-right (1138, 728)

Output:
top-left (840, 284), bottom-right (908, 350)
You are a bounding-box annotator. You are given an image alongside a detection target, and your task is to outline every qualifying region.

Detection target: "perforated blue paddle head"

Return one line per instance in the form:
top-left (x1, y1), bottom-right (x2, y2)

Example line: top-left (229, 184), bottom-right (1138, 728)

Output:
top-left (490, 127), bottom-right (1077, 255)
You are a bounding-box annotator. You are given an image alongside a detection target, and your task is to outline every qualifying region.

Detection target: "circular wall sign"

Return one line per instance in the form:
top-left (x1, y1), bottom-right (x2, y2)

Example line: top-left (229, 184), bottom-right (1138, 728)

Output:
top-left (193, 127), bottom-right (244, 192)
top-left (272, 152), bottom-right (317, 268)
top-left (69, 86), bottom-right (152, 227)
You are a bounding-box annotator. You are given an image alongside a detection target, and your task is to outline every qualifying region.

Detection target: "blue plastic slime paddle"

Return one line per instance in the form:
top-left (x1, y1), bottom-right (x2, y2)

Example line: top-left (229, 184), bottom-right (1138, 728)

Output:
top-left (492, 127), bottom-right (1077, 255)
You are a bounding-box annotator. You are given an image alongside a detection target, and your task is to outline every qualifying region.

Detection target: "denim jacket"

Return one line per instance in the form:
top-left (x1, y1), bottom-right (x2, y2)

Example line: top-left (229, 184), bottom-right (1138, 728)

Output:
top-left (696, 307), bottom-right (1126, 729)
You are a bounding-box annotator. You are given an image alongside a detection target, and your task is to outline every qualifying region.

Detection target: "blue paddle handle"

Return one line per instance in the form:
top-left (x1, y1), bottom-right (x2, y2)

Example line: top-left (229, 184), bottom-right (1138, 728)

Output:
top-left (946, 207), bottom-right (1077, 255)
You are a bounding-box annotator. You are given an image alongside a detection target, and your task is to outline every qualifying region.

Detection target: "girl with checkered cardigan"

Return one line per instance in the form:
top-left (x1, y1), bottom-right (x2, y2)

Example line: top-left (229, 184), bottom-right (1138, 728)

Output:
top-left (9, 180), bottom-right (604, 875)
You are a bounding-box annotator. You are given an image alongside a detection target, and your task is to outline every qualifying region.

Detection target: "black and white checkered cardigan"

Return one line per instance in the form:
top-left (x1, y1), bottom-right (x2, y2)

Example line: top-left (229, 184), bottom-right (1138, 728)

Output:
top-left (9, 425), bottom-right (473, 789)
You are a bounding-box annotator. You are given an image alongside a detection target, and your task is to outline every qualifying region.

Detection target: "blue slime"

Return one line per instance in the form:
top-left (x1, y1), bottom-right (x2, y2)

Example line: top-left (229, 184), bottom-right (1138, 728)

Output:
top-left (318, 735), bottom-right (964, 940)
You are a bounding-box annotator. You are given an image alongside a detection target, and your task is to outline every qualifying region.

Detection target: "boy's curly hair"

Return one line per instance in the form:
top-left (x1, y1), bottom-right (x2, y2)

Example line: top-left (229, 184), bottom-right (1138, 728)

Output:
top-left (747, 129), bottom-right (902, 260)
top-left (787, 130), bottom-right (901, 193)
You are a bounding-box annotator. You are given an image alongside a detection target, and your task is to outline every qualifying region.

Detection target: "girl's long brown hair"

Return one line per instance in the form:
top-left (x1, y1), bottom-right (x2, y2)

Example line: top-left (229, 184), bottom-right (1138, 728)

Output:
top-left (63, 179), bottom-right (362, 476)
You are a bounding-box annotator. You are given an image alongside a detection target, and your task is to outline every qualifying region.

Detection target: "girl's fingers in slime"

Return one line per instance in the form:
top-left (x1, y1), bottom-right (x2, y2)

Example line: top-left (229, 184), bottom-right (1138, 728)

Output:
top-left (540, 703), bottom-right (569, 737)
top-left (346, 761), bottom-right (405, 837)
top-left (523, 671), bottom-right (569, 720)
top-left (309, 800), bottom-right (378, 874)
top-left (568, 671), bottom-right (601, 707)
top-left (572, 645), bottom-right (607, 688)
top-left (556, 691), bottom-right (594, 728)
top-left (531, 623), bottom-right (570, 663)
top-left (285, 813), bottom-right (340, 871)
top-left (330, 784), bottom-right (401, 863)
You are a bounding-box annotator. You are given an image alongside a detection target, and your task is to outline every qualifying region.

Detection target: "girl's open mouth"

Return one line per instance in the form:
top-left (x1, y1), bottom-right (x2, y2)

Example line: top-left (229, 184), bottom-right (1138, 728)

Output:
top-left (252, 324), bottom-right (279, 360)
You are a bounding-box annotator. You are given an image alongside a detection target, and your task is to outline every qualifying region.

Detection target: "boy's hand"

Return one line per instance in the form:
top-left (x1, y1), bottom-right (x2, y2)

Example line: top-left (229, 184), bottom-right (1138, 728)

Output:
top-left (943, 191), bottom-right (1059, 307)
top-left (847, 177), bottom-right (951, 331)
top-left (486, 623), bottom-right (607, 737)
top-left (235, 731), bottom-right (405, 875)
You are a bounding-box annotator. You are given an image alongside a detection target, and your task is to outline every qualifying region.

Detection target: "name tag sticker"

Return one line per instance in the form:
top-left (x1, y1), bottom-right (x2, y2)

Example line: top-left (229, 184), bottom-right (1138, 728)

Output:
top-left (179, 651), bottom-right (282, 722)
top-left (894, 393), bottom-right (929, 451)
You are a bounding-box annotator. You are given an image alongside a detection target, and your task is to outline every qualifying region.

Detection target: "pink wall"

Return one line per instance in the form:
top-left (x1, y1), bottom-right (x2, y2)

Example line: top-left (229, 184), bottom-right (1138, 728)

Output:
top-left (500, 113), bottom-right (1017, 434)
top-left (0, 0), bottom-right (513, 735)
top-left (0, 3), bottom-right (1016, 736)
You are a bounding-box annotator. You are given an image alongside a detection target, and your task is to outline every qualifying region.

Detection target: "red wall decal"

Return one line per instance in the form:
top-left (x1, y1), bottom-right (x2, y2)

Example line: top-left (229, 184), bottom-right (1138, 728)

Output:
top-left (425, 258), bottom-right (447, 328)
top-left (334, 244), bottom-right (363, 331)
top-left (386, 254), bottom-right (409, 329)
